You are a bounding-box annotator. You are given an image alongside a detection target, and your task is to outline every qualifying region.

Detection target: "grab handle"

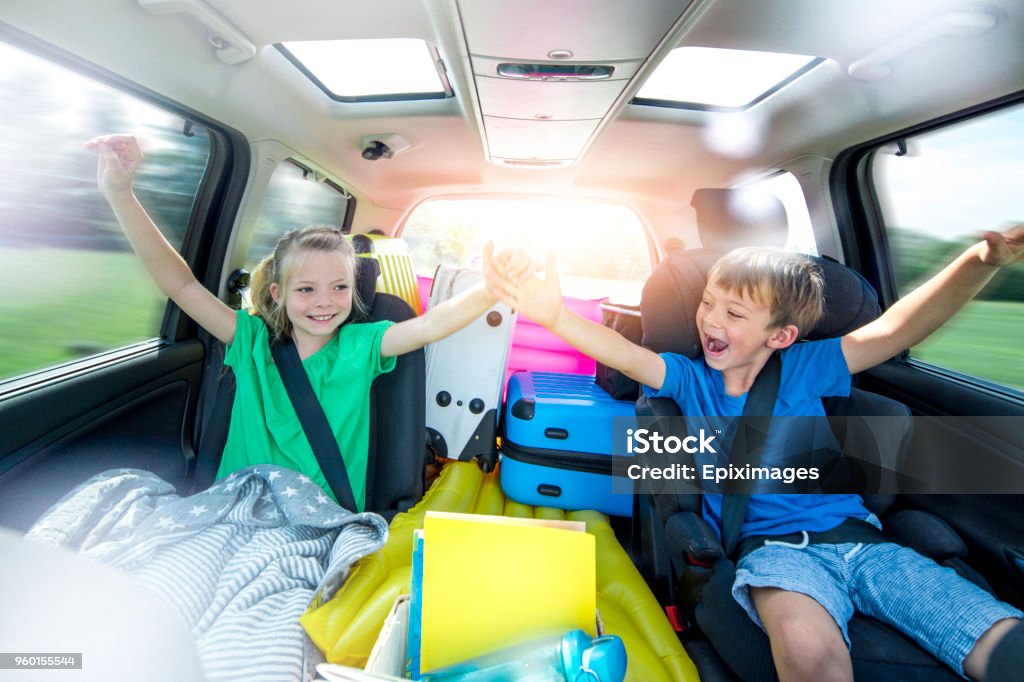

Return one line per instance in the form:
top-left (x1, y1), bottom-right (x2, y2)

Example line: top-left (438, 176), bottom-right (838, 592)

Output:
top-left (138, 0), bottom-right (257, 64)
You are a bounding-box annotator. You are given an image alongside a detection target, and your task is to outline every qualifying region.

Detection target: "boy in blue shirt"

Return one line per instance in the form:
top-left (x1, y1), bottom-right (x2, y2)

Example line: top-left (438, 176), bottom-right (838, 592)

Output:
top-left (505, 226), bottom-right (1024, 681)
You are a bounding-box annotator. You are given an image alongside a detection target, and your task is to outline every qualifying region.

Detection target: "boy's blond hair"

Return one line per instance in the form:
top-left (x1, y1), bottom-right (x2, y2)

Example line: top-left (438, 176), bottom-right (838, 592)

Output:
top-left (707, 247), bottom-right (824, 339)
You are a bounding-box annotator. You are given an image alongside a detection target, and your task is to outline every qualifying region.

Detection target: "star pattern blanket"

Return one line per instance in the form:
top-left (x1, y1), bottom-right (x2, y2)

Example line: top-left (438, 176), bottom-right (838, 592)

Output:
top-left (27, 465), bottom-right (389, 682)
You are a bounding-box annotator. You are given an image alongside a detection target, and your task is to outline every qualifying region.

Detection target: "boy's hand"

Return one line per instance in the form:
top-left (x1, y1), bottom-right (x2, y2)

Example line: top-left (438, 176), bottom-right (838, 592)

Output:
top-left (85, 134), bottom-right (142, 198)
top-left (482, 243), bottom-right (536, 304)
top-left (979, 224), bottom-right (1024, 267)
top-left (507, 251), bottom-right (564, 328)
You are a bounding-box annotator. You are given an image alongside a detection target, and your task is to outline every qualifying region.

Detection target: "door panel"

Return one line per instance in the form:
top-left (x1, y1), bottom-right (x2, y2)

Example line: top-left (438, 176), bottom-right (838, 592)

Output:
top-left (0, 341), bottom-right (204, 531)
top-left (861, 361), bottom-right (1024, 606)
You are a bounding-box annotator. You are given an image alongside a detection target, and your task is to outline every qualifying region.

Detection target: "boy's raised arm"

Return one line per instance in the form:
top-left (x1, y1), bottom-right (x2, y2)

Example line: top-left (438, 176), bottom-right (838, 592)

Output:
top-left (87, 135), bottom-right (237, 345)
top-left (842, 224), bottom-right (1024, 375)
top-left (508, 252), bottom-right (667, 390)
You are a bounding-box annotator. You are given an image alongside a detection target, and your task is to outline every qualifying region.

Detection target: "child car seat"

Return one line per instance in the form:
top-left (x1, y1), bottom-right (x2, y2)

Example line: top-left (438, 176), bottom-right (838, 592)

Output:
top-left (193, 243), bottom-right (426, 517)
top-left (633, 188), bottom-right (985, 681)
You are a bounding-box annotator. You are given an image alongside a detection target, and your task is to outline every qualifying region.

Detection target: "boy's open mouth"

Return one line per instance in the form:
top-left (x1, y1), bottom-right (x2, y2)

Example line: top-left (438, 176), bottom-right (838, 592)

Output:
top-left (705, 336), bottom-right (728, 354)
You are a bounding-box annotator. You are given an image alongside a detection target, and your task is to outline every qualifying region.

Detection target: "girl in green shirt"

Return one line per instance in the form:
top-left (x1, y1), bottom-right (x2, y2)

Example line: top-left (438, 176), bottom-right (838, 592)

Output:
top-left (87, 134), bottom-right (528, 508)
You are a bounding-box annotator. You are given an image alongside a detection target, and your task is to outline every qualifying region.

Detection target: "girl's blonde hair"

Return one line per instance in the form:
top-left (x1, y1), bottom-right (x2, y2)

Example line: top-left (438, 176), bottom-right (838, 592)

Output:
top-left (708, 247), bottom-right (824, 339)
top-left (249, 225), bottom-right (366, 338)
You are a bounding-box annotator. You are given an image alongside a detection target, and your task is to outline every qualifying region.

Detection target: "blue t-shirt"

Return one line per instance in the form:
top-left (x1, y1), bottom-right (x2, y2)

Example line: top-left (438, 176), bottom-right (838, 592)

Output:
top-left (643, 337), bottom-right (868, 540)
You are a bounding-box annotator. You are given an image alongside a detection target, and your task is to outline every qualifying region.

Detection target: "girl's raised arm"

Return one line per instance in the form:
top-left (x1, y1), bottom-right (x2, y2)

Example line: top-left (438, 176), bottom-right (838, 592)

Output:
top-left (87, 135), bottom-right (237, 345)
top-left (379, 242), bottom-right (525, 358)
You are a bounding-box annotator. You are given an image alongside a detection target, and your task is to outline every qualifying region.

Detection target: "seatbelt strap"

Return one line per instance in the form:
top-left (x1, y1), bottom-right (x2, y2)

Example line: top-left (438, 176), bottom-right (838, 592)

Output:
top-left (720, 353), bottom-right (782, 558)
top-left (270, 332), bottom-right (359, 512)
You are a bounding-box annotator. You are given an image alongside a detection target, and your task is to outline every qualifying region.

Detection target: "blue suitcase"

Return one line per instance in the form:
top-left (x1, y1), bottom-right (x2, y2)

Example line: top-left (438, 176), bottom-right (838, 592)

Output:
top-left (500, 371), bottom-right (637, 517)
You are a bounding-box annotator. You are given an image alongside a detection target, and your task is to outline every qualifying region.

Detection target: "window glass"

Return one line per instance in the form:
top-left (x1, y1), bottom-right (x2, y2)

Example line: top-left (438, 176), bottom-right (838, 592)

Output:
top-left (872, 104), bottom-right (1024, 391)
top-left (401, 197), bottom-right (652, 300)
top-left (277, 39), bottom-right (449, 101)
top-left (244, 161), bottom-right (352, 271)
top-left (746, 171), bottom-right (818, 255)
top-left (0, 41), bottom-right (210, 381)
top-left (635, 47), bottom-right (821, 110)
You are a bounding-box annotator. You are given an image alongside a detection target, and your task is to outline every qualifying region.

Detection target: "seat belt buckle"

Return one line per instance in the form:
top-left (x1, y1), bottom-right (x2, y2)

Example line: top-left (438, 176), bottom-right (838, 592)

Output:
top-left (665, 605), bottom-right (686, 632)
top-left (685, 551), bottom-right (714, 568)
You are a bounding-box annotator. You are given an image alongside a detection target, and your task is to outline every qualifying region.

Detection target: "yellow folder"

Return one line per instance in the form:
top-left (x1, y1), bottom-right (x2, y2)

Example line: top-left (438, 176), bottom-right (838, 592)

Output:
top-left (418, 511), bottom-right (597, 673)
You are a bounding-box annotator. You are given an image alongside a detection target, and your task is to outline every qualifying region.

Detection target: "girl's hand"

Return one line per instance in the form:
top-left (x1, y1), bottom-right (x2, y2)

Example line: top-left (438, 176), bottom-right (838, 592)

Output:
top-left (979, 224), bottom-right (1024, 267)
top-left (482, 242), bottom-right (535, 304)
top-left (85, 134), bottom-right (143, 198)
top-left (506, 251), bottom-right (564, 328)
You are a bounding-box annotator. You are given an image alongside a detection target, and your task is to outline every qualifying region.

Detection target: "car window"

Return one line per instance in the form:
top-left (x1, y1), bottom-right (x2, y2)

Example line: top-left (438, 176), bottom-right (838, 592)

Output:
top-left (401, 197), bottom-right (652, 300)
top-left (872, 103), bottom-right (1024, 391)
top-left (0, 41), bottom-right (210, 382)
top-left (243, 160), bottom-right (353, 271)
top-left (747, 171), bottom-right (817, 256)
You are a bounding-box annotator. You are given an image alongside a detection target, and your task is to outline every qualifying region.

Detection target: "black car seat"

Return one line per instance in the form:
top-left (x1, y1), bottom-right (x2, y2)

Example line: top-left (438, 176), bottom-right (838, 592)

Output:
top-left (633, 188), bottom-right (986, 681)
top-left (192, 242), bottom-right (426, 517)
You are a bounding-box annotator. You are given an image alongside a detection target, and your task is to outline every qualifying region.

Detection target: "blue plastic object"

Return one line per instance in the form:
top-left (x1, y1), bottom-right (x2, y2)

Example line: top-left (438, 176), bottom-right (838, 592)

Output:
top-left (504, 372), bottom-right (637, 453)
top-left (501, 371), bottom-right (637, 517)
top-left (419, 629), bottom-right (627, 682)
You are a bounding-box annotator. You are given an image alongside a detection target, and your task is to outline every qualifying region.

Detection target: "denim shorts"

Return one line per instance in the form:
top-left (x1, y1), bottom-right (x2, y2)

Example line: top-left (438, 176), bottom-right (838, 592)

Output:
top-left (733, 526), bottom-right (1023, 675)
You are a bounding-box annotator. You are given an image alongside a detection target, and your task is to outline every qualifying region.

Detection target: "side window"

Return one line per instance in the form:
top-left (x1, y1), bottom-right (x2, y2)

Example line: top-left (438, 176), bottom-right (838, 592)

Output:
top-left (746, 171), bottom-right (818, 255)
top-left (872, 103), bottom-right (1024, 391)
top-left (0, 41), bottom-right (210, 382)
top-left (244, 160), bottom-right (352, 270)
top-left (402, 198), bottom-right (652, 300)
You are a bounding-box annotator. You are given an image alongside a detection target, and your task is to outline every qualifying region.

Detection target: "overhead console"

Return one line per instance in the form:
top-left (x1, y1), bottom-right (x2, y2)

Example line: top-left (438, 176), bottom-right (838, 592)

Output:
top-left (452, 0), bottom-right (698, 167)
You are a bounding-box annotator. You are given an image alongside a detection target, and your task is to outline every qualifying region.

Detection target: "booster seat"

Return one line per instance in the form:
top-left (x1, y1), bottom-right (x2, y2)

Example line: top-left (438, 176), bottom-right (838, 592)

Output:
top-left (633, 188), bottom-right (985, 681)
top-left (193, 237), bottom-right (427, 516)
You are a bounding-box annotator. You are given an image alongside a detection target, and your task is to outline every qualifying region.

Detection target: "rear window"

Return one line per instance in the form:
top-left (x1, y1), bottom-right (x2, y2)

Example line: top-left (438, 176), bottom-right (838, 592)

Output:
top-left (401, 197), bottom-right (653, 300)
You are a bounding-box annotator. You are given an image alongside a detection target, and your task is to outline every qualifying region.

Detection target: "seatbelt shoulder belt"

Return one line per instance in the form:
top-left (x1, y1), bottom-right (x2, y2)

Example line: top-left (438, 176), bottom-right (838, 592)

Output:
top-left (720, 352), bottom-right (782, 558)
top-left (269, 331), bottom-right (359, 513)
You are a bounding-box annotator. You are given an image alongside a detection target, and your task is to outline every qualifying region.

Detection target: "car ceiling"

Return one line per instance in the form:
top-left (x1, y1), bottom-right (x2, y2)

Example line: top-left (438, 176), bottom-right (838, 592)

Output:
top-left (3, 0), bottom-right (1023, 227)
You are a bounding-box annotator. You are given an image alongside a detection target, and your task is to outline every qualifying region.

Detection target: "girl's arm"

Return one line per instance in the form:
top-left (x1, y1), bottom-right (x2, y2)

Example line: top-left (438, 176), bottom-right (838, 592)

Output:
top-left (842, 224), bottom-right (1024, 375)
top-left (379, 243), bottom-right (525, 358)
top-left (87, 135), bottom-right (237, 345)
top-left (507, 252), bottom-right (667, 390)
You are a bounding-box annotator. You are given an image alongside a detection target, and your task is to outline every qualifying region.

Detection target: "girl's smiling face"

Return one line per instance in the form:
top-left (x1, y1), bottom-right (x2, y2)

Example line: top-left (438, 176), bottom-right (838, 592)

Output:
top-left (271, 249), bottom-right (354, 356)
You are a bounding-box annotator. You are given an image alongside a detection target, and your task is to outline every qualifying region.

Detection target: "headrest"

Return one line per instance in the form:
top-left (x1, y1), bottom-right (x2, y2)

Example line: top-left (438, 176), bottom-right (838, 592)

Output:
top-left (350, 233), bottom-right (381, 315)
top-left (691, 188), bottom-right (788, 251)
top-left (803, 255), bottom-right (881, 341)
top-left (640, 250), bottom-right (881, 357)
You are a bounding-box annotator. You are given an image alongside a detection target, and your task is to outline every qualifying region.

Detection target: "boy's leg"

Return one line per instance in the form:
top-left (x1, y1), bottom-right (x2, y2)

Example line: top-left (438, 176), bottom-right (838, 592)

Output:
top-left (962, 617), bottom-right (1020, 681)
top-left (752, 587), bottom-right (853, 682)
top-left (982, 618), bottom-right (1024, 682)
top-left (734, 544), bottom-right (855, 682)
top-left (848, 542), bottom-right (1024, 679)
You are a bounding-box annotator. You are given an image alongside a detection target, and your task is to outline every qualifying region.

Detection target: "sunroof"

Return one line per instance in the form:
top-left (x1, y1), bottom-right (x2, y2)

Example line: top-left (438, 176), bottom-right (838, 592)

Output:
top-left (634, 47), bottom-right (822, 110)
top-left (276, 39), bottom-right (451, 102)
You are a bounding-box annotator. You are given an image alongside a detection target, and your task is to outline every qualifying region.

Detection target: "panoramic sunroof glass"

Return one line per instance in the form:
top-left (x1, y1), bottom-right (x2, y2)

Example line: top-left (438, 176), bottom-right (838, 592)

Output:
top-left (277, 38), bottom-right (450, 101)
top-left (635, 46), bottom-right (821, 110)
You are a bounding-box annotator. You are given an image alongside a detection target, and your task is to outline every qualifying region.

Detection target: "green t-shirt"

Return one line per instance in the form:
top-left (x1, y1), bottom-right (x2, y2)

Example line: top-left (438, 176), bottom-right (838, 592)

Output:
top-left (216, 310), bottom-right (396, 510)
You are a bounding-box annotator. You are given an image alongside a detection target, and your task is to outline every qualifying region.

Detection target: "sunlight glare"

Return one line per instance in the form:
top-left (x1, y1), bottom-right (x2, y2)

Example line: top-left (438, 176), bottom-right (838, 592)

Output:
top-left (702, 110), bottom-right (767, 158)
top-left (402, 197), bottom-right (652, 300)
